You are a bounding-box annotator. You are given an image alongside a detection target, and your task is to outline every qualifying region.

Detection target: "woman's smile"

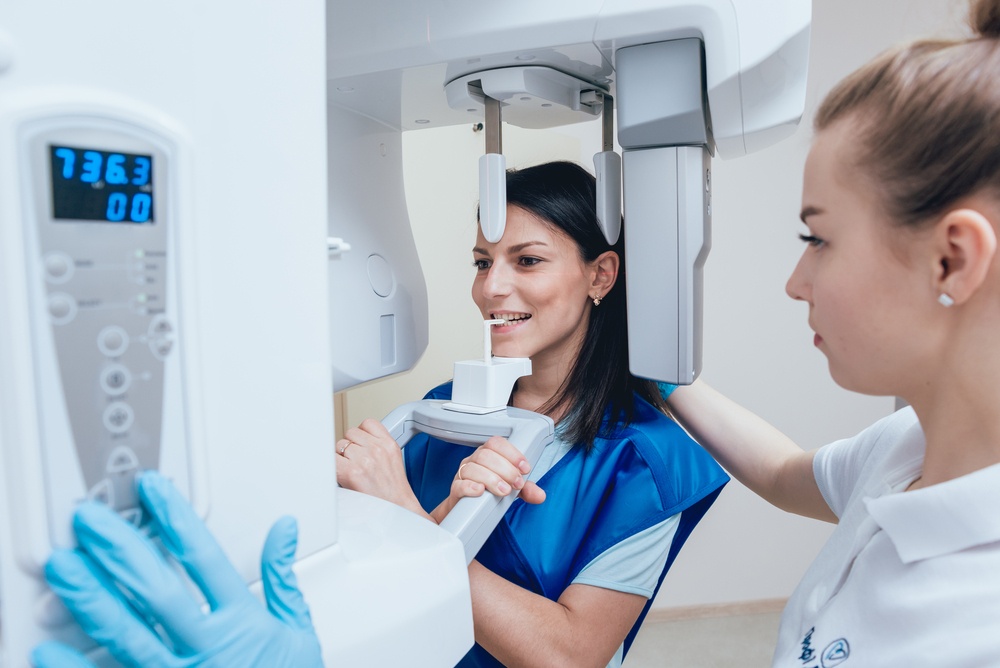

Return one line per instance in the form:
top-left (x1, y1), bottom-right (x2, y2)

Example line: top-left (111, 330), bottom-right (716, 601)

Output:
top-left (472, 207), bottom-right (595, 366)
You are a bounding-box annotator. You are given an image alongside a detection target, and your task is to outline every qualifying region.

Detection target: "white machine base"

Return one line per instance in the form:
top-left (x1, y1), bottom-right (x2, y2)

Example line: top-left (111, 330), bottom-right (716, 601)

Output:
top-left (305, 489), bottom-right (473, 666)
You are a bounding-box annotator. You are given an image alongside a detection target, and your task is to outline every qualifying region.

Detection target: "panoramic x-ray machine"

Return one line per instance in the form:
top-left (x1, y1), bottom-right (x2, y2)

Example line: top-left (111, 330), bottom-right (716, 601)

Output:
top-left (0, 1), bottom-right (808, 666)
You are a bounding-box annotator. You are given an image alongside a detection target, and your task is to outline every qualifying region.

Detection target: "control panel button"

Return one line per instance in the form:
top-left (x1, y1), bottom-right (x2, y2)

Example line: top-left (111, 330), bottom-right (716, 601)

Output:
top-left (102, 401), bottom-right (134, 434)
top-left (47, 292), bottom-right (77, 325)
top-left (98, 325), bottom-right (129, 357)
top-left (119, 508), bottom-right (144, 527)
top-left (152, 338), bottom-right (174, 359)
top-left (106, 445), bottom-right (140, 474)
top-left (100, 364), bottom-right (132, 396)
top-left (43, 252), bottom-right (74, 284)
top-left (149, 315), bottom-right (173, 336)
top-left (88, 479), bottom-right (114, 506)
top-left (148, 315), bottom-right (175, 359)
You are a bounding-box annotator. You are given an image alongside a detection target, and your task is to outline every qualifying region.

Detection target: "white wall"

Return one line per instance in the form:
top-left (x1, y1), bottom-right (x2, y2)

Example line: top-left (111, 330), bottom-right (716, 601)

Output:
top-left (341, 0), bottom-right (969, 610)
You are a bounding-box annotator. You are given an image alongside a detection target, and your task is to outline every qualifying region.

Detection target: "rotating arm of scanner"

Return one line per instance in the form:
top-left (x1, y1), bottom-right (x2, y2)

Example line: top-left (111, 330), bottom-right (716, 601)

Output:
top-left (382, 400), bottom-right (553, 564)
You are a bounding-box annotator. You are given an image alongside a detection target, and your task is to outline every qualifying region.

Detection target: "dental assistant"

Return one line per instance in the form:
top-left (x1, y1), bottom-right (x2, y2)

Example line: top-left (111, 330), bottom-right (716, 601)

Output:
top-left (665, 0), bottom-right (1000, 664)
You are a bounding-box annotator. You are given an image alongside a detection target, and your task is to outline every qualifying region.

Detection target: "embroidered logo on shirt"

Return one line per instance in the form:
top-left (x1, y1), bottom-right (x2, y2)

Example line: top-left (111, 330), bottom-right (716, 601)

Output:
top-left (821, 639), bottom-right (850, 667)
top-left (799, 628), bottom-right (851, 667)
top-left (799, 627), bottom-right (818, 664)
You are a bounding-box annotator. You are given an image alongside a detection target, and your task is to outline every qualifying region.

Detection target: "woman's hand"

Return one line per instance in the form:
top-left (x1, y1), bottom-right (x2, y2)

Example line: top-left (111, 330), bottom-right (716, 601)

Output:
top-left (335, 419), bottom-right (427, 518)
top-left (436, 436), bottom-right (546, 523)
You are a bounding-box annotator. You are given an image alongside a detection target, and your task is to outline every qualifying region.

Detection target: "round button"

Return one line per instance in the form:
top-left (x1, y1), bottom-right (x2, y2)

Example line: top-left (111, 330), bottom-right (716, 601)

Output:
top-left (47, 293), bottom-right (77, 325)
top-left (100, 364), bottom-right (132, 396)
top-left (367, 254), bottom-right (395, 298)
top-left (44, 252), bottom-right (74, 284)
top-left (98, 326), bottom-right (130, 357)
top-left (103, 401), bottom-right (134, 434)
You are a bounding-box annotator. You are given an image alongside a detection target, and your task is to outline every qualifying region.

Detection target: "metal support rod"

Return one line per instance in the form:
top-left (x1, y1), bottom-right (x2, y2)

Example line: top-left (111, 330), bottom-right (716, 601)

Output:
top-left (602, 93), bottom-right (614, 152)
top-left (485, 95), bottom-right (502, 154)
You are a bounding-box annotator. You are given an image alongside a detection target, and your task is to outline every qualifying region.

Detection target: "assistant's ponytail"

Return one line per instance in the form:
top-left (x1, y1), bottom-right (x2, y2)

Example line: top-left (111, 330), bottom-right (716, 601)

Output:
top-left (814, 0), bottom-right (1000, 228)
top-left (971, 0), bottom-right (1000, 38)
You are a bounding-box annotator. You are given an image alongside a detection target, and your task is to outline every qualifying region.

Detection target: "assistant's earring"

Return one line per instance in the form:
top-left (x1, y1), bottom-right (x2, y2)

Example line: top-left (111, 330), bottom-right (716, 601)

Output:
top-left (592, 294), bottom-right (602, 306)
top-left (938, 293), bottom-right (955, 307)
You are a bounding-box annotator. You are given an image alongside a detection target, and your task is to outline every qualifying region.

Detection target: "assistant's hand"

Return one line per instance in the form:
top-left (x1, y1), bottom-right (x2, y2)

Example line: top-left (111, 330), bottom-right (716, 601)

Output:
top-left (336, 418), bottom-right (427, 516)
top-left (657, 382), bottom-right (679, 400)
top-left (32, 471), bottom-right (324, 668)
top-left (447, 436), bottom-right (546, 510)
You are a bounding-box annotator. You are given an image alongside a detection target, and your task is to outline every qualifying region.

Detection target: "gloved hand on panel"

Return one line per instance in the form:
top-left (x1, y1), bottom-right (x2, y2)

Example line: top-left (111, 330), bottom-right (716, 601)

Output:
top-left (31, 471), bottom-right (324, 668)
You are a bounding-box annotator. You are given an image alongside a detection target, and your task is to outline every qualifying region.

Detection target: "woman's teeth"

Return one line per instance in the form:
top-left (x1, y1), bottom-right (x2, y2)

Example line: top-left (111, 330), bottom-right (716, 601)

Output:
top-left (492, 313), bottom-right (531, 326)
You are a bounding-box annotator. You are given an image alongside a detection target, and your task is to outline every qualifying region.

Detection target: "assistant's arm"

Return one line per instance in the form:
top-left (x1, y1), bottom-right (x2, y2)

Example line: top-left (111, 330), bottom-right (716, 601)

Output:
top-left (666, 380), bottom-right (835, 522)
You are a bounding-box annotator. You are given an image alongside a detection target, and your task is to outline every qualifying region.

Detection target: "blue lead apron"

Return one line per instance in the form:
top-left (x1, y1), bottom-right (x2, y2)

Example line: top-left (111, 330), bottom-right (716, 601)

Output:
top-left (403, 382), bottom-right (728, 667)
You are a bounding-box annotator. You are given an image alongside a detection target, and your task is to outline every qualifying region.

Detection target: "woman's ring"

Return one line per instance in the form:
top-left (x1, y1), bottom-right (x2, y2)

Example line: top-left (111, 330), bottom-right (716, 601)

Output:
top-left (457, 462), bottom-right (471, 481)
top-left (338, 441), bottom-right (354, 456)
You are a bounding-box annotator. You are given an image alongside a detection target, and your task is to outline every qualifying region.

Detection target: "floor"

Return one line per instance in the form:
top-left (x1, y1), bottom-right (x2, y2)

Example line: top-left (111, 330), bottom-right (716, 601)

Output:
top-left (626, 610), bottom-right (782, 668)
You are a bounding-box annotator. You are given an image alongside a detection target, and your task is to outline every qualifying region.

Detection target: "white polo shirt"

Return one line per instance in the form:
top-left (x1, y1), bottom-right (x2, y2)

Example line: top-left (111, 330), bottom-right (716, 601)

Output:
top-left (772, 407), bottom-right (1000, 667)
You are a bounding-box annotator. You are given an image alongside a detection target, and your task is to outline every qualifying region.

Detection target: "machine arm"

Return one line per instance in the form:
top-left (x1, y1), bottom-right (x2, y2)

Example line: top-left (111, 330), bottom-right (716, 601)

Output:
top-left (382, 400), bottom-right (554, 563)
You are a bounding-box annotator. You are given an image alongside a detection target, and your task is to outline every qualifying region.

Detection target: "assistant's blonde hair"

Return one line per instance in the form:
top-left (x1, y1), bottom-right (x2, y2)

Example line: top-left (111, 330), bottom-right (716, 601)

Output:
top-left (816, 0), bottom-right (1000, 227)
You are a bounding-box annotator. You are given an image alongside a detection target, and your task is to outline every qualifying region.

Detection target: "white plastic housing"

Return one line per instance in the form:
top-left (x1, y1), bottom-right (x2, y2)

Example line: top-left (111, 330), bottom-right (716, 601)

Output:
top-left (594, 150), bottom-right (623, 245)
top-left (326, 105), bottom-right (429, 391)
top-left (447, 357), bottom-right (532, 414)
top-left (326, 0), bottom-right (809, 386)
top-left (479, 153), bottom-right (508, 243)
top-left (327, 0), bottom-right (810, 157)
top-left (383, 400), bottom-right (553, 562)
top-left (445, 66), bottom-right (605, 130)
top-left (624, 146), bottom-right (711, 384)
top-left (0, 3), bottom-right (470, 667)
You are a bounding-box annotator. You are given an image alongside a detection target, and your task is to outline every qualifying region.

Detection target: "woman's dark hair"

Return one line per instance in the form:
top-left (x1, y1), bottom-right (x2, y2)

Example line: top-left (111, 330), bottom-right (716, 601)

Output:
top-left (486, 161), bottom-right (667, 448)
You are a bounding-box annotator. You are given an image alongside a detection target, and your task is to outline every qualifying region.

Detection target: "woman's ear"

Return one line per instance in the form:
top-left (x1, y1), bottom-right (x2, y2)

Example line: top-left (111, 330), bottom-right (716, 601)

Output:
top-left (591, 250), bottom-right (620, 295)
top-left (933, 206), bottom-right (998, 305)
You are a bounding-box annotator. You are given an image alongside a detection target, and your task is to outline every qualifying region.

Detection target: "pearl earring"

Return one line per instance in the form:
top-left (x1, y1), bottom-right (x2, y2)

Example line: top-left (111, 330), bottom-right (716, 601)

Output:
top-left (938, 293), bottom-right (955, 307)
top-left (592, 295), bottom-right (602, 306)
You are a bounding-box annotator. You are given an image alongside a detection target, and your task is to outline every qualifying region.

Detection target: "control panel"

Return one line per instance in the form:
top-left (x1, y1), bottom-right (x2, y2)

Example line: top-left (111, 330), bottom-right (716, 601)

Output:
top-left (18, 116), bottom-right (194, 549)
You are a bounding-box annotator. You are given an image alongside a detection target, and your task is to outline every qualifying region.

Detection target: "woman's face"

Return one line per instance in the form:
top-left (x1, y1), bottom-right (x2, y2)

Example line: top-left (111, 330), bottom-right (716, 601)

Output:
top-left (786, 119), bottom-right (935, 396)
top-left (472, 206), bottom-right (597, 368)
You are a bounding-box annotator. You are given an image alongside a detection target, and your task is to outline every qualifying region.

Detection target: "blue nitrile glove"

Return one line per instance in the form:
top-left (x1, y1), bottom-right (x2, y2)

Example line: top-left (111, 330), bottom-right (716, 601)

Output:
top-left (31, 641), bottom-right (94, 667)
top-left (657, 382), bottom-right (679, 400)
top-left (31, 471), bottom-right (324, 668)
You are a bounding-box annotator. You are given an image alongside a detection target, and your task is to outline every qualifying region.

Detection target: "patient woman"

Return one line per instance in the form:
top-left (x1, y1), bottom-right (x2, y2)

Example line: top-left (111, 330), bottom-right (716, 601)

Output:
top-left (335, 161), bottom-right (728, 668)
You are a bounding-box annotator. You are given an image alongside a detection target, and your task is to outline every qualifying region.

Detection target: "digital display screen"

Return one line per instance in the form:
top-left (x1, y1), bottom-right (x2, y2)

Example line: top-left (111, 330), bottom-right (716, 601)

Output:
top-left (50, 145), bottom-right (155, 223)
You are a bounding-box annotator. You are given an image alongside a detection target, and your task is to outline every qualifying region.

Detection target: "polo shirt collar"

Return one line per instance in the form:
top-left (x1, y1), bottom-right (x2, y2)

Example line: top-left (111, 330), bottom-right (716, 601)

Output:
top-left (865, 453), bottom-right (1000, 564)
